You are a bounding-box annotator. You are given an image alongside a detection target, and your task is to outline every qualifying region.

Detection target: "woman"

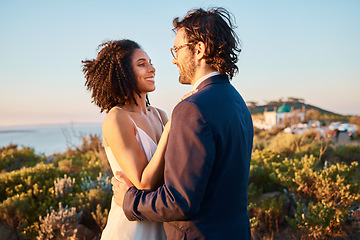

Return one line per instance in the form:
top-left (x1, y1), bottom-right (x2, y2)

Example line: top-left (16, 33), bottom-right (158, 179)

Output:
top-left (82, 39), bottom-right (168, 240)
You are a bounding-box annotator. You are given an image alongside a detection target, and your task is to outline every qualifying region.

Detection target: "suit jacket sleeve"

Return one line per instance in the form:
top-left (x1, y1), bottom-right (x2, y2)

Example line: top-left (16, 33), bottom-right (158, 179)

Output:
top-left (123, 100), bottom-right (215, 222)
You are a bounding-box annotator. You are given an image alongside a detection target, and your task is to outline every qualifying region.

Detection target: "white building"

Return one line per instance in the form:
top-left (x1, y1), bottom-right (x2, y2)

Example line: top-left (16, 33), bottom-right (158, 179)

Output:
top-left (263, 104), bottom-right (305, 128)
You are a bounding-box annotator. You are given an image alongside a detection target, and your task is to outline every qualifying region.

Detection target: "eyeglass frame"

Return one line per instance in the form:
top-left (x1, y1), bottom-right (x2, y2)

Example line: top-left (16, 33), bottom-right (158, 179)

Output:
top-left (170, 42), bottom-right (196, 59)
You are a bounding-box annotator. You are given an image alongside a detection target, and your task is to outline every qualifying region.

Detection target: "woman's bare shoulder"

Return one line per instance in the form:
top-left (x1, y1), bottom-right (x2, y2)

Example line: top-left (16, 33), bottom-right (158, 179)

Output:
top-left (102, 108), bottom-right (134, 134)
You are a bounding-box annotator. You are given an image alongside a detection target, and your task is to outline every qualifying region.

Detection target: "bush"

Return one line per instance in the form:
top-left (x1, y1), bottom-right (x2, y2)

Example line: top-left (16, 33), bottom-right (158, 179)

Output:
top-left (54, 151), bottom-right (103, 181)
top-left (0, 144), bottom-right (45, 172)
top-left (249, 195), bottom-right (284, 234)
top-left (275, 155), bottom-right (360, 238)
top-left (36, 202), bottom-right (82, 240)
top-left (332, 145), bottom-right (360, 165)
top-left (0, 164), bottom-right (67, 237)
top-left (0, 192), bottom-right (34, 238)
top-left (249, 149), bottom-right (283, 199)
top-left (0, 163), bottom-right (65, 202)
top-left (0, 147), bottom-right (111, 239)
top-left (248, 128), bottom-right (360, 238)
top-left (4, 130), bottom-right (358, 239)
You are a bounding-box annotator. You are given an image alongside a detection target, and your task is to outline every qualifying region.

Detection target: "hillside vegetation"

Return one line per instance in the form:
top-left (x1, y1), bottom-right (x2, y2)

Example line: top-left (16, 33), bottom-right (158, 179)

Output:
top-left (0, 130), bottom-right (359, 239)
top-left (247, 97), bottom-right (351, 123)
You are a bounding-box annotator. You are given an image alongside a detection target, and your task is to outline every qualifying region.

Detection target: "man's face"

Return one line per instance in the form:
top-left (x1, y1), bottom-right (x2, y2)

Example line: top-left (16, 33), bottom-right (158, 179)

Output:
top-left (172, 28), bottom-right (196, 85)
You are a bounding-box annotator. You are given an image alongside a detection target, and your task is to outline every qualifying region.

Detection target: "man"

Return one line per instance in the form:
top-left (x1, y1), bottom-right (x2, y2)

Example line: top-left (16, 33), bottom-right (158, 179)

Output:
top-left (113, 7), bottom-right (253, 239)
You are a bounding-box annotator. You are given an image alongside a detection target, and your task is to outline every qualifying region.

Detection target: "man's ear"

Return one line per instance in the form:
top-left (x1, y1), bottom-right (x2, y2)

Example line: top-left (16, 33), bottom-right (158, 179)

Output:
top-left (195, 41), bottom-right (206, 60)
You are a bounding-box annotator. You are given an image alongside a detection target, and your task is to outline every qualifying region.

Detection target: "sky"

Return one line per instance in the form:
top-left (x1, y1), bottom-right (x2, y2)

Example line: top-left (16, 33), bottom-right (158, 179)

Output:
top-left (1, 0), bottom-right (359, 127)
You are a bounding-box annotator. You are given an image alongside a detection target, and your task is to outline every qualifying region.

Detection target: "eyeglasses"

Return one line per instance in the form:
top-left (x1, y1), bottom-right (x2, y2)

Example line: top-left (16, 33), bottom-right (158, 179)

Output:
top-left (170, 42), bottom-right (195, 59)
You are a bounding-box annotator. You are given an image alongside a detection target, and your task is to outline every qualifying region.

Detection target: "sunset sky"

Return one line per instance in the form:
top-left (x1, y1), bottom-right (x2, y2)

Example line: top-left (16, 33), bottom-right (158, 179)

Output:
top-left (1, 0), bottom-right (359, 126)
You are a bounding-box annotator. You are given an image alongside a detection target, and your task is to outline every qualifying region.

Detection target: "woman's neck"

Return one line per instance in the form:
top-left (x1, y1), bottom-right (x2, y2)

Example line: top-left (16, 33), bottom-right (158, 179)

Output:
top-left (121, 93), bottom-right (148, 114)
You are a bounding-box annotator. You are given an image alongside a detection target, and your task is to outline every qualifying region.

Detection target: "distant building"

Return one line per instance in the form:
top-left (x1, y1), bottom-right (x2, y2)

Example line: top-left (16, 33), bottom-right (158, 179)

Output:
top-left (263, 104), bottom-right (305, 128)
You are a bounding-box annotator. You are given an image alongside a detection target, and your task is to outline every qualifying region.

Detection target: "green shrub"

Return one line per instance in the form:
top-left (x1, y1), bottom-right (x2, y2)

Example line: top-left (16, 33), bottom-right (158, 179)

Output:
top-left (275, 155), bottom-right (360, 238)
top-left (0, 163), bottom-right (65, 202)
top-left (249, 196), bottom-right (284, 234)
top-left (54, 151), bottom-right (103, 181)
top-left (0, 164), bottom-right (68, 238)
top-left (249, 132), bottom-right (360, 239)
top-left (0, 192), bottom-right (34, 236)
top-left (4, 131), bottom-right (357, 239)
top-left (76, 172), bottom-right (112, 220)
top-left (332, 145), bottom-right (360, 165)
top-left (70, 176), bottom-right (112, 238)
top-left (249, 149), bottom-right (283, 200)
top-left (0, 134), bottom-right (113, 239)
top-left (36, 202), bottom-right (82, 240)
top-left (0, 144), bottom-right (45, 172)
top-left (266, 133), bottom-right (300, 155)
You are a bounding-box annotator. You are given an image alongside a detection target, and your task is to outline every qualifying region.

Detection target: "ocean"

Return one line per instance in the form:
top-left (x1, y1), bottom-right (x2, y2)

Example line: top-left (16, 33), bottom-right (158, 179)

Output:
top-left (0, 123), bottom-right (102, 156)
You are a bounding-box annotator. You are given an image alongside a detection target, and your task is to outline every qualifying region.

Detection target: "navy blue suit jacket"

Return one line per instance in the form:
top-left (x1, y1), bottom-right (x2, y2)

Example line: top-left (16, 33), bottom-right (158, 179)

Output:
top-left (123, 75), bottom-right (253, 239)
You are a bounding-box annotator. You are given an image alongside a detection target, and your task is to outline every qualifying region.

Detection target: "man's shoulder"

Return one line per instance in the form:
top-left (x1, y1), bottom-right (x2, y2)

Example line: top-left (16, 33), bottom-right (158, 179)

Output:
top-left (172, 99), bottom-right (200, 117)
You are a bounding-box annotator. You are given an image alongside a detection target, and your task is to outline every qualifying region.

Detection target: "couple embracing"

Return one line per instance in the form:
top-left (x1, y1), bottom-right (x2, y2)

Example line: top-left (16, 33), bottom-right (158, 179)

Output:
top-left (83, 7), bottom-right (253, 240)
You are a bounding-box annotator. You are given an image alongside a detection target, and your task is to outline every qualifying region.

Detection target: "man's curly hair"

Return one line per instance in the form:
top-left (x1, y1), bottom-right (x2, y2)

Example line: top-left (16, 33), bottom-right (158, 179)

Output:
top-left (173, 7), bottom-right (241, 79)
top-left (82, 39), bottom-right (149, 113)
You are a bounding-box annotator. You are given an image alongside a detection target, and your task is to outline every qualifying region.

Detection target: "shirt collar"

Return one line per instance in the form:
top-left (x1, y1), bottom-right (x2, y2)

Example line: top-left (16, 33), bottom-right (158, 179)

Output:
top-left (192, 72), bottom-right (220, 91)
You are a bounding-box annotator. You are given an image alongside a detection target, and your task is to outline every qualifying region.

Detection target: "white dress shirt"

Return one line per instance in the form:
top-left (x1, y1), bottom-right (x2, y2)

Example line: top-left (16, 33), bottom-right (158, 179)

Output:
top-left (192, 72), bottom-right (220, 91)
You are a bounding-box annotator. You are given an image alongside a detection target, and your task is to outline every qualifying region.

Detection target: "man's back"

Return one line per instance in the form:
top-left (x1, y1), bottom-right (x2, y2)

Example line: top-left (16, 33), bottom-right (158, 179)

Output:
top-left (163, 75), bottom-right (253, 239)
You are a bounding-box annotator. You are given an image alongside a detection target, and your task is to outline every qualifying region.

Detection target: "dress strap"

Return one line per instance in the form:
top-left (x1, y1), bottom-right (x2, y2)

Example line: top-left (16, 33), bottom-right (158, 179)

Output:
top-left (153, 107), bottom-right (164, 129)
top-left (113, 106), bottom-right (137, 126)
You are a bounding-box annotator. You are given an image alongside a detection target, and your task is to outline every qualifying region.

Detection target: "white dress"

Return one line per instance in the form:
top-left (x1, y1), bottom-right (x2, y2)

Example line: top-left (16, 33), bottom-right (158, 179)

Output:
top-left (100, 108), bottom-right (166, 240)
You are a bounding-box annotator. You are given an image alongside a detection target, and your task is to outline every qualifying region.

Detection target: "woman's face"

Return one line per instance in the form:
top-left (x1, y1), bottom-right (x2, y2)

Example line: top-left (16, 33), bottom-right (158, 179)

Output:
top-left (131, 49), bottom-right (156, 93)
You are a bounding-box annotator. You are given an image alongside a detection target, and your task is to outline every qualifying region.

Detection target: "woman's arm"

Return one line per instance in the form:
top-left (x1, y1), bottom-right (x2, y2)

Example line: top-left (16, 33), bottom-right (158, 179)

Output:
top-left (103, 108), bottom-right (169, 191)
top-left (139, 118), bottom-right (170, 189)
